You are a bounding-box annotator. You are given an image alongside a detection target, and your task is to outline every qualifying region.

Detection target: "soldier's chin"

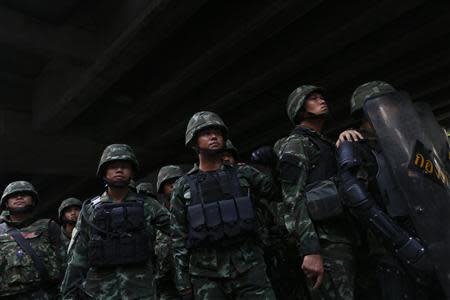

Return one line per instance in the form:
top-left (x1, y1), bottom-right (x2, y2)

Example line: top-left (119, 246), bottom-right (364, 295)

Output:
top-left (8, 205), bottom-right (34, 215)
top-left (104, 178), bottom-right (130, 188)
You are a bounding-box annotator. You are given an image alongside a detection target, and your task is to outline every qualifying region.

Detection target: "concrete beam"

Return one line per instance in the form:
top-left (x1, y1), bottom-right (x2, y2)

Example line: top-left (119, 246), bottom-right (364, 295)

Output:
top-left (0, 110), bottom-right (104, 176)
top-left (32, 0), bottom-right (208, 133)
top-left (137, 0), bottom-right (425, 148)
top-left (99, 0), bottom-right (322, 141)
top-left (0, 6), bottom-right (103, 61)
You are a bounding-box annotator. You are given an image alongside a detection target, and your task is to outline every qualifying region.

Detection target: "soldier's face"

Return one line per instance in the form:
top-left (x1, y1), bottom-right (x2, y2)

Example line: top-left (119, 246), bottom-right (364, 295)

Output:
top-left (222, 152), bottom-right (236, 165)
top-left (304, 92), bottom-right (328, 115)
top-left (162, 182), bottom-right (175, 196)
top-left (6, 193), bottom-right (33, 210)
top-left (196, 127), bottom-right (224, 151)
top-left (64, 206), bottom-right (80, 222)
top-left (105, 161), bottom-right (134, 183)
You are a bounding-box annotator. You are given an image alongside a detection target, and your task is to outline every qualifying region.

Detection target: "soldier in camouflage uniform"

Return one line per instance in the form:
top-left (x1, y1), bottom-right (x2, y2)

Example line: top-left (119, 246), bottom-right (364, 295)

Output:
top-left (154, 165), bottom-right (184, 300)
top-left (222, 139), bottom-right (238, 165)
top-left (336, 81), bottom-right (446, 300)
top-left (171, 111), bottom-right (278, 300)
top-left (274, 85), bottom-right (356, 300)
top-left (58, 197), bottom-right (82, 251)
top-left (0, 181), bottom-right (65, 299)
top-left (250, 146), bottom-right (311, 300)
top-left (61, 144), bottom-right (171, 300)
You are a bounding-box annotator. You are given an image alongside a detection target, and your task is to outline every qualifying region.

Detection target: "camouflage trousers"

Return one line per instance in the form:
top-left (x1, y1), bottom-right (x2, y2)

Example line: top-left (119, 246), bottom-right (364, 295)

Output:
top-left (191, 263), bottom-right (276, 300)
top-left (306, 241), bottom-right (355, 300)
top-left (265, 241), bottom-right (310, 300)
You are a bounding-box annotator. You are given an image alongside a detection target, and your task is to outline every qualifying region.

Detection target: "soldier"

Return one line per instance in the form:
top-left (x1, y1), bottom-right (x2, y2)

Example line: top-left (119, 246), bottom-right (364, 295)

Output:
top-left (0, 181), bottom-right (65, 299)
top-left (61, 144), bottom-right (171, 300)
top-left (154, 165), bottom-right (184, 300)
top-left (222, 139), bottom-right (238, 165)
top-left (58, 197), bottom-right (82, 251)
top-left (274, 85), bottom-right (356, 300)
top-left (171, 111), bottom-right (278, 300)
top-left (157, 165), bottom-right (184, 209)
top-left (336, 81), bottom-right (448, 299)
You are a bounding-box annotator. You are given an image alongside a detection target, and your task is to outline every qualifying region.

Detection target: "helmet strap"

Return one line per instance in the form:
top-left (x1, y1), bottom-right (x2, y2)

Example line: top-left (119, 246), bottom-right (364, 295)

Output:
top-left (8, 204), bottom-right (35, 215)
top-left (103, 177), bottom-right (131, 188)
top-left (63, 219), bottom-right (77, 226)
top-left (303, 110), bottom-right (329, 120)
top-left (197, 146), bottom-right (224, 160)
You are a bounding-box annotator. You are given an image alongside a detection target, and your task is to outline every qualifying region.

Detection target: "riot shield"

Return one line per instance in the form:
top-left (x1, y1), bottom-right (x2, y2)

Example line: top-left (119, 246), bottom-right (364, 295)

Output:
top-left (363, 92), bottom-right (450, 296)
top-left (414, 101), bottom-right (450, 174)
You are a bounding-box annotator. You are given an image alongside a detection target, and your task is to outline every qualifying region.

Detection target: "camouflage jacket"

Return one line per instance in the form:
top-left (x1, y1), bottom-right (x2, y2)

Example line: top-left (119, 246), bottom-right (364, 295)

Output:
top-left (0, 216), bottom-right (65, 298)
top-left (274, 125), bottom-right (354, 257)
top-left (60, 190), bottom-right (170, 300)
top-left (154, 230), bottom-right (174, 281)
top-left (60, 226), bottom-right (71, 252)
top-left (170, 162), bottom-right (277, 291)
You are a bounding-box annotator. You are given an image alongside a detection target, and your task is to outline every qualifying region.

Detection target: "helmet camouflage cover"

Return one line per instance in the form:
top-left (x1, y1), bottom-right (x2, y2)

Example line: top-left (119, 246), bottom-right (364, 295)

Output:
top-left (350, 81), bottom-right (396, 116)
top-left (286, 85), bottom-right (324, 124)
top-left (185, 111), bottom-right (228, 146)
top-left (224, 139), bottom-right (238, 158)
top-left (136, 182), bottom-right (155, 197)
top-left (157, 165), bottom-right (184, 193)
top-left (1, 181), bottom-right (39, 210)
top-left (58, 197), bottom-right (82, 222)
top-left (97, 144), bottom-right (139, 177)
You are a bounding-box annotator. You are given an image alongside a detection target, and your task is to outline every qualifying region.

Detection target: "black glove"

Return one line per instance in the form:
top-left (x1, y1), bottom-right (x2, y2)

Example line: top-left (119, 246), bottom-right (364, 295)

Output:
top-left (250, 146), bottom-right (277, 168)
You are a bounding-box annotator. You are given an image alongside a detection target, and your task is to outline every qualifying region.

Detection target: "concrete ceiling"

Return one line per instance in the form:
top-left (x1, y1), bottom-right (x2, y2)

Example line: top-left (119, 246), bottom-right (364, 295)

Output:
top-left (1, 0), bottom-right (450, 217)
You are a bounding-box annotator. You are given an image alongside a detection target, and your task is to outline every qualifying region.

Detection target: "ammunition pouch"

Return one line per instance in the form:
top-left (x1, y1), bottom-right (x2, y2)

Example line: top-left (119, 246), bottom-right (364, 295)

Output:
top-left (84, 198), bottom-right (150, 267)
top-left (305, 179), bottom-right (343, 221)
top-left (186, 169), bottom-right (256, 248)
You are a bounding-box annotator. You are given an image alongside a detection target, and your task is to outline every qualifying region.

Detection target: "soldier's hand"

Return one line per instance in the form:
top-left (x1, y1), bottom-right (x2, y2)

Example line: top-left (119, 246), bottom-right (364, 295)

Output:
top-left (336, 130), bottom-right (363, 147)
top-left (301, 254), bottom-right (324, 289)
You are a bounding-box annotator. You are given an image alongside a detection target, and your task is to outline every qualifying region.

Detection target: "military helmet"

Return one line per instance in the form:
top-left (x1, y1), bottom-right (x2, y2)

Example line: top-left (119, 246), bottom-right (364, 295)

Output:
top-left (136, 182), bottom-right (155, 197)
top-left (287, 85), bottom-right (324, 124)
top-left (1, 181), bottom-right (39, 210)
top-left (157, 165), bottom-right (184, 193)
top-left (350, 81), bottom-right (396, 116)
top-left (185, 111), bottom-right (228, 146)
top-left (58, 197), bottom-right (82, 223)
top-left (224, 139), bottom-right (238, 159)
top-left (96, 144), bottom-right (139, 177)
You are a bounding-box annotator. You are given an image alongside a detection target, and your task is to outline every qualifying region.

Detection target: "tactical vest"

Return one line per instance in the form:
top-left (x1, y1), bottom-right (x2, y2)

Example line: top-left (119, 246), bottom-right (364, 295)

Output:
top-left (85, 198), bottom-right (150, 267)
top-left (0, 219), bottom-right (61, 296)
top-left (185, 167), bottom-right (256, 248)
top-left (292, 127), bottom-right (337, 184)
top-left (292, 127), bottom-right (342, 221)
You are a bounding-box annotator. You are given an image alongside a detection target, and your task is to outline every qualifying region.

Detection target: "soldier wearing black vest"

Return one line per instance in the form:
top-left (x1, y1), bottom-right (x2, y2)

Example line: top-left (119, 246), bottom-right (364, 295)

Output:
top-left (61, 144), bottom-right (170, 300)
top-left (171, 111), bottom-right (278, 300)
top-left (274, 85), bottom-right (357, 300)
